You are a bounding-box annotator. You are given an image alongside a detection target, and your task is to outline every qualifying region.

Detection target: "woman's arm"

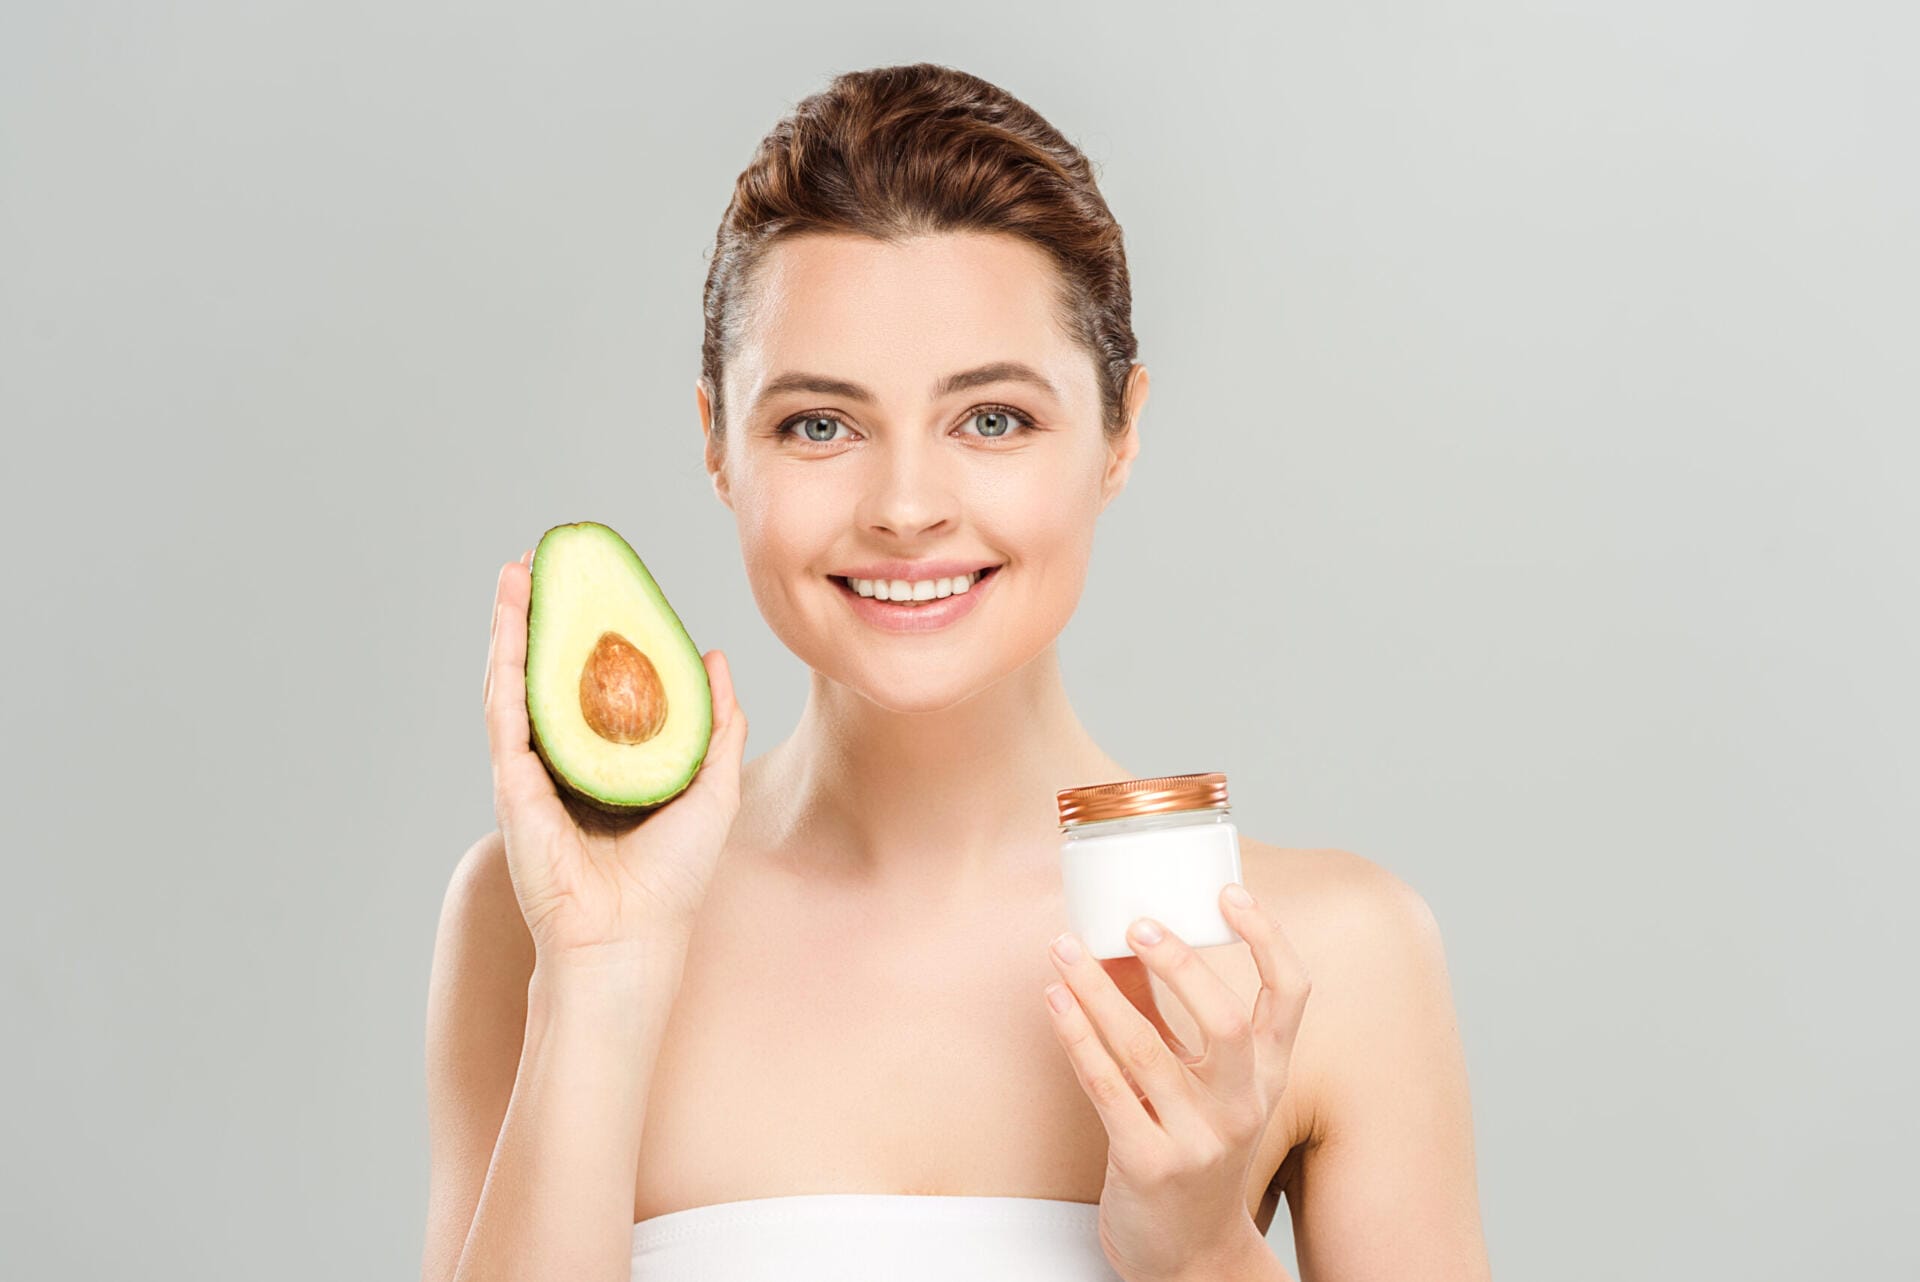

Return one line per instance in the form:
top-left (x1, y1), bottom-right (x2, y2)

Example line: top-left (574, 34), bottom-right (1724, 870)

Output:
top-left (1281, 854), bottom-right (1492, 1282)
top-left (422, 832), bottom-right (690, 1282)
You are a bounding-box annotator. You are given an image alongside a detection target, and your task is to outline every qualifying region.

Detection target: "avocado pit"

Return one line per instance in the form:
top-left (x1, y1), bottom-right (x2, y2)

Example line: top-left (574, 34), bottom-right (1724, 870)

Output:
top-left (579, 629), bottom-right (668, 744)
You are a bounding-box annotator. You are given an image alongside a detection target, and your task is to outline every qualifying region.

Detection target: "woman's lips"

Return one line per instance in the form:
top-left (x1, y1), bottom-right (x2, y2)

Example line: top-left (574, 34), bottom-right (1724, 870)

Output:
top-left (831, 565), bottom-right (1000, 633)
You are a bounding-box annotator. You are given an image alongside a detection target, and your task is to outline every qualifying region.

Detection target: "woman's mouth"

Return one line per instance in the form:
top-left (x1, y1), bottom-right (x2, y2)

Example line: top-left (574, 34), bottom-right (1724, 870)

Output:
top-left (832, 565), bottom-right (997, 602)
top-left (829, 565), bottom-right (1002, 633)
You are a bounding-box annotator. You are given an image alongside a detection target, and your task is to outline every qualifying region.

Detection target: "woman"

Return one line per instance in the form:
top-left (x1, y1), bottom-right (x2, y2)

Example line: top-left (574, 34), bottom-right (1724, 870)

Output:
top-left (425, 63), bottom-right (1490, 1282)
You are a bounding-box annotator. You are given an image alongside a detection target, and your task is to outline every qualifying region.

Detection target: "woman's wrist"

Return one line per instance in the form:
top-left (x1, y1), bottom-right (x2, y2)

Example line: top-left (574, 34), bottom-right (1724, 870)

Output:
top-left (1152, 1216), bottom-right (1289, 1282)
top-left (531, 935), bottom-right (690, 1011)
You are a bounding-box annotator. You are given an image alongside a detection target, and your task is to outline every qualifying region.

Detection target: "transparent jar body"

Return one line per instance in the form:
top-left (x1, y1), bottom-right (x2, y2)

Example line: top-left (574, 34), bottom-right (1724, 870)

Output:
top-left (1059, 806), bottom-right (1243, 960)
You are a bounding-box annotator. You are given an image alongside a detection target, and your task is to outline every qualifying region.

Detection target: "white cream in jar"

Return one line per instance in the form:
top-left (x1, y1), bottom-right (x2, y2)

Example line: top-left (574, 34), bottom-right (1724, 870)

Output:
top-left (1056, 772), bottom-right (1245, 960)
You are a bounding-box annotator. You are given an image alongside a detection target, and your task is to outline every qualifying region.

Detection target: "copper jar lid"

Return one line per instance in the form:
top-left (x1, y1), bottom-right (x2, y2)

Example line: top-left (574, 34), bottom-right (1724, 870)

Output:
top-left (1056, 772), bottom-right (1230, 828)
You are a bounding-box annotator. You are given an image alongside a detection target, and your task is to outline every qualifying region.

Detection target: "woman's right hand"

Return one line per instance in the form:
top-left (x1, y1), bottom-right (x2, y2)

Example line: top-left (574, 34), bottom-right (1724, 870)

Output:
top-left (481, 549), bottom-right (749, 971)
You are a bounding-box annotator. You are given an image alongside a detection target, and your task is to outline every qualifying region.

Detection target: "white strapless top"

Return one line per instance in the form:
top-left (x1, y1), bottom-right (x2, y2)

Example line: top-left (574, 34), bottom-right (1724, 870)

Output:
top-left (629, 1193), bottom-right (1126, 1280)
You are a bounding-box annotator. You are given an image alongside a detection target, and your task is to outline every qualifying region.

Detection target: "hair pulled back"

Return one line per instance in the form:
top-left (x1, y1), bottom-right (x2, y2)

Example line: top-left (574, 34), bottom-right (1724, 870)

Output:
top-left (700, 63), bottom-right (1139, 446)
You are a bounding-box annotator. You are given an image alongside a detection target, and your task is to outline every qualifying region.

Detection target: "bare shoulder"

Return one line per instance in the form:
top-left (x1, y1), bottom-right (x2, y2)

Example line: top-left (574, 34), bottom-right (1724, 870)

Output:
top-left (1233, 838), bottom-right (1455, 1141)
top-left (434, 830), bottom-right (535, 973)
top-left (1233, 840), bottom-right (1488, 1271)
top-left (426, 830), bottom-right (537, 1060)
top-left (1236, 838), bottom-right (1443, 959)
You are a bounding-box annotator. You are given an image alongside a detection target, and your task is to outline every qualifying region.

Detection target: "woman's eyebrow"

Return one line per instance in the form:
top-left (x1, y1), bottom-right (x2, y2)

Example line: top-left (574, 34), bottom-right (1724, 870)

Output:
top-left (755, 361), bottom-right (1060, 407)
top-left (932, 361), bottom-right (1059, 400)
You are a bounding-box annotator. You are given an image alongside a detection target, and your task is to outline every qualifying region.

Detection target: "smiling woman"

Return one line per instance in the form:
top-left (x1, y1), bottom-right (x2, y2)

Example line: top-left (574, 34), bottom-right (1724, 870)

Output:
top-left (698, 224), bottom-right (1140, 711)
top-left (426, 60), bottom-right (1490, 1282)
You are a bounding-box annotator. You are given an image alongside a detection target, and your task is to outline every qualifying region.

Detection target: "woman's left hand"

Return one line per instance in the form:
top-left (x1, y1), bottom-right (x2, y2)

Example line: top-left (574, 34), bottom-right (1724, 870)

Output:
top-left (1043, 882), bottom-right (1311, 1282)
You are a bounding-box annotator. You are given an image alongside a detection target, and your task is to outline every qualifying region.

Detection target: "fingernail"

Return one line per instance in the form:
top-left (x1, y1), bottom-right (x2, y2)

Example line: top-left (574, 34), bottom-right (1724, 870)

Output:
top-left (1130, 918), bottom-right (1163, 945)
top-left (1224, 882), bottom-right (1254, 908)
top-left (1051, 932), bottom-right (1083, 964)
top-left (1045, 982), bottom-right (1072, 1012)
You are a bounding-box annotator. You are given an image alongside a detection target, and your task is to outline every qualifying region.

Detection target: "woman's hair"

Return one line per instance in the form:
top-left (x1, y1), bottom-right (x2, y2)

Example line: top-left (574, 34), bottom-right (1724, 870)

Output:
top-left (700, 62), bottom-right (1139, 448)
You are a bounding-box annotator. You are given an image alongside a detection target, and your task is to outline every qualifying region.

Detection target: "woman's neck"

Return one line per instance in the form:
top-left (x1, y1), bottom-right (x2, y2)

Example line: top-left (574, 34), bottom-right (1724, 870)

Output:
top-left (745, 644), bottom-right (1129, 896)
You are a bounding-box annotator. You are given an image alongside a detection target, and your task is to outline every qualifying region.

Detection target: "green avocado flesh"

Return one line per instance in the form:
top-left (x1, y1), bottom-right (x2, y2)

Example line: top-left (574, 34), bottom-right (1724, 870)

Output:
top-left (524, 522), bottom-right (712, 815)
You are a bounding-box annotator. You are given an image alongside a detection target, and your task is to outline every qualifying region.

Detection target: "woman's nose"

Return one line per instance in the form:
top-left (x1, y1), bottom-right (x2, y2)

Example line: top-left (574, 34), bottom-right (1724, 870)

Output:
top-left (856, 437), bottom-right (958, 539)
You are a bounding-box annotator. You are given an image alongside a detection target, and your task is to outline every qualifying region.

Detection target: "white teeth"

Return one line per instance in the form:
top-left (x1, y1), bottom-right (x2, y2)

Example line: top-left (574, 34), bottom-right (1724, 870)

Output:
top-left (842, 568), bottom-right (990, 602)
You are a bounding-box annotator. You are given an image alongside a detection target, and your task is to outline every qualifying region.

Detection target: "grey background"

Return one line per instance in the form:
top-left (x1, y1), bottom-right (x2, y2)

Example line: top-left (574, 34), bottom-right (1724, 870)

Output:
top-left (3, 2), bottom-right (1913, 1278)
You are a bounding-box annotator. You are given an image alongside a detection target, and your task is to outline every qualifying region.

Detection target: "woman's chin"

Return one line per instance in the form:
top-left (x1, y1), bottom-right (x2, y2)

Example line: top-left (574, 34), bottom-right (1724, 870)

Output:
top-left (841, 667), bottom-right (1003, 716)
top-left (830, 634), bottom-right (1064, 715)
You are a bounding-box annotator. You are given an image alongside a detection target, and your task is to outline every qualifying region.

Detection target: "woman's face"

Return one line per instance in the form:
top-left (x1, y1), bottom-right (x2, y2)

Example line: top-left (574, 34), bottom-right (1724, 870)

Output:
top-left (700, 230), bottom-right (1145, 714)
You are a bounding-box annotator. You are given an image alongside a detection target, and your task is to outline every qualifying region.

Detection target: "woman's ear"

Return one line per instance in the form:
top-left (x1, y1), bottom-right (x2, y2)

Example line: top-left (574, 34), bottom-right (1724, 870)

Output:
top-left (697, 378), bottom-right (734, 511)
top-left (1100, 363), bottom-right (1149, 511)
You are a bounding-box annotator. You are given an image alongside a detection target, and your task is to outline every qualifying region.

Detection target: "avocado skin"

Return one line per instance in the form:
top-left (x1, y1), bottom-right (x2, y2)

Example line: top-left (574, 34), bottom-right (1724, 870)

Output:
top-left (523, 521), bottom-right (713, 816)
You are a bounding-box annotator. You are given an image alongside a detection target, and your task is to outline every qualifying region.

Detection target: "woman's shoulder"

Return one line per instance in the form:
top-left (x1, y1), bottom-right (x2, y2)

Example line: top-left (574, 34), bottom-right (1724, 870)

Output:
top-left (1234, 837), bottom-right (1459, 1142)
top-left (1236, 837), bottom-right (1442, 958)
top-left (435, 830), bottom-right (536, 979)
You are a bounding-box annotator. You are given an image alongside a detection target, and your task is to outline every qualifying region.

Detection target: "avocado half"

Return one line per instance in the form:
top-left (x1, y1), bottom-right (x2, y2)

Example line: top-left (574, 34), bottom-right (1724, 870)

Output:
top-left (524, 522), bottom-right (713, 815)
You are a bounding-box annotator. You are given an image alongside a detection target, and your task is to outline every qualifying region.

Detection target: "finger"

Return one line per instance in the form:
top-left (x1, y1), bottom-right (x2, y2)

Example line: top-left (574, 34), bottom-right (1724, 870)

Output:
top-left (480, 551), bottom-right (533, 709)
top-left (483, 555), bottom-right (556, 819)
top-left (1101, 954), bottom-right (1198, 1062)
top-left (706, 648), bottom-right (739, 742)
top-left (1041, 978), bottom-right (1162, 1160)
top-left (483, 566), bottom-right (503, 708)
top-left (1050, 931), bottom-right (1208, 1144)
top-left (1220, 883), bottom-right (1314, 1086)
top-left (1126, 917), bottom-right (1258, 1103)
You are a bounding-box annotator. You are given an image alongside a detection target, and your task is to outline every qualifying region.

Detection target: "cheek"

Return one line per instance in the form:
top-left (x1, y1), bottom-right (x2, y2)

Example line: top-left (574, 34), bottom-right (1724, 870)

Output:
top-left (728, 458), bottom-right (810, 557)
top-left (731, 489), bottom-right (784, 570)
top-left (724, 474), bottom-right (800, 602)
top-left (726, 462), bottom-right (850, 612)
top-left (999, 462), bottom-right (1101, 582)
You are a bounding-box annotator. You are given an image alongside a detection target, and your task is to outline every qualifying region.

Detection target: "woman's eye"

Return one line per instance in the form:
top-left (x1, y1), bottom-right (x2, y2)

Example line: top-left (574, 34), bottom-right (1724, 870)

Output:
top-left (778, 407), bottom-right (1033, 445)
top-left (783, 415), bottom-right (851, 444)
top-left (958, 407), bottom-right (1034, 440)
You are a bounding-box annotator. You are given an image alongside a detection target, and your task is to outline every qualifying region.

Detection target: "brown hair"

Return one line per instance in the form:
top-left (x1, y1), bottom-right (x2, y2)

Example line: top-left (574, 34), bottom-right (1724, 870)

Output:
top-left (699, 62), bottom-right (1139, 447)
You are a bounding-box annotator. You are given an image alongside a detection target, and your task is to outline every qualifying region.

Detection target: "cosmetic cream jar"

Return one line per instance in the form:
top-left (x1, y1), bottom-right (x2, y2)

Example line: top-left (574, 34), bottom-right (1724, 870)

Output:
top-left (1057, 772), bottom-right (1245, 960)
